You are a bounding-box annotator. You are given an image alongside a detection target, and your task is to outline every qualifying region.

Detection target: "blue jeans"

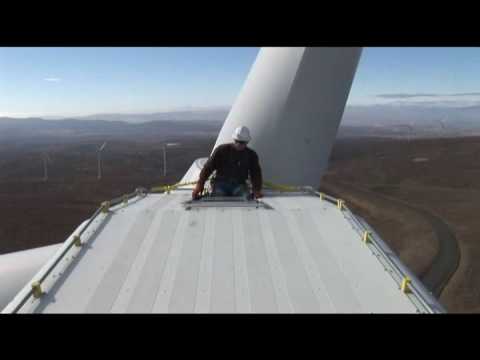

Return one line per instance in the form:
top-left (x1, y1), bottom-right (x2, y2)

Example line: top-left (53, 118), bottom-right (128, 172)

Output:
top-left (212, 180), bottom-right (248, 197)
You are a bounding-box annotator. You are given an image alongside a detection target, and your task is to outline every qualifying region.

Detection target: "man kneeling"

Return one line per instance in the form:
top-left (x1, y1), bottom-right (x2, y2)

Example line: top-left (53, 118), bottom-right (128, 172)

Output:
top-left (192, 126), bottom-right (263, 200)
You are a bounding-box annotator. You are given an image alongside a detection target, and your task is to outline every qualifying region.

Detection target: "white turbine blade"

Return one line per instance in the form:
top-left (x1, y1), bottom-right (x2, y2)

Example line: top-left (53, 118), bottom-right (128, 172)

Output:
top-left (213, 47), bottom-right (362, 187)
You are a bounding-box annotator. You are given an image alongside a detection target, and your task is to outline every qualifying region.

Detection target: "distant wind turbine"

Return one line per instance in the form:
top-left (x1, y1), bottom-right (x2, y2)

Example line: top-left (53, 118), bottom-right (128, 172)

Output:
top-left (41, 152), bottom-right (52, 182)
top-left (163, 142), bottom-right (181, 176)
top-left (397, 124), bottom-right (414, 142)
top-left (97, 142), bottom-right (107, 180)
top-left (437, 116), bottom-right (448, 137)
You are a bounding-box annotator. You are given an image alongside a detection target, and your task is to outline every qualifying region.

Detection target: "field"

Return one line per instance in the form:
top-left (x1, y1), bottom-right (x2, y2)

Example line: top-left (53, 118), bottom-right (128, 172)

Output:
top-left (0, 134), bottom-right (216, 254)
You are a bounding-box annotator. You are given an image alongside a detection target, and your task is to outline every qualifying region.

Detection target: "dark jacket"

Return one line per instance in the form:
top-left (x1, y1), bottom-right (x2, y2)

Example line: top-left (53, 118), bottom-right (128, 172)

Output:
top-left (198, 143), bottom-right (263, 192)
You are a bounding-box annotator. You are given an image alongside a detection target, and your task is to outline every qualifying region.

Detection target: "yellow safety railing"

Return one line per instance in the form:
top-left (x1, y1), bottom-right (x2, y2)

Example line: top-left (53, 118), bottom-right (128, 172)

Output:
top-left (150, 181), bottom-right (199, 194)
top-left (4, 188), bottom-right (147, 313)
top-left (262, 181), bottom-right (301, 192)
top-left (150, 179), bottom-right (310, 195)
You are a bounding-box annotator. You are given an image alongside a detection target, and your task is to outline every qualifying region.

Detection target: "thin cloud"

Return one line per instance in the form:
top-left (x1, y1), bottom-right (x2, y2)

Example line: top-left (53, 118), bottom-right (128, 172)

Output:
top-left (450, 92), bottom-right (480, 97)
top-left (377, 93), bottom-right (440, 99)
top-left (389, 99), bottom-right (480, 107)
top-left (377, 92), bottom-right (480, 99)
top-left (44, 77), bottom-right (61, 82)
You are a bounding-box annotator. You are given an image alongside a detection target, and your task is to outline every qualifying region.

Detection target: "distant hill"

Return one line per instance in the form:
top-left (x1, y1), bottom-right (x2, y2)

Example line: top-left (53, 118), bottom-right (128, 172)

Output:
top-left (68, 108), bottom-right (230, 123)
top-left (0, 117), bottom-right (224, 144)
top-left (339, 105), bottom-right (480, 138)
top-left (4, 103), bottom-right (480, 143)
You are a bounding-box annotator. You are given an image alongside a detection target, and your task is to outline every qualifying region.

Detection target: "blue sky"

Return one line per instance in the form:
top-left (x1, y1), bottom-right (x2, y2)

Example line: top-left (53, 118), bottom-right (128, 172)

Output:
top-left (1, 47), bottom-right (480, 117)
top-left (350, 47), bottom-right (480, 106)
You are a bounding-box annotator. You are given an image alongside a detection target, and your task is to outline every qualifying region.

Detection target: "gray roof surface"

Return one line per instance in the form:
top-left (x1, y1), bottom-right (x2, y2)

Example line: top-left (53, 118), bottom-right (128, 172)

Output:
top-left (6, 189), bottom-right (435, 313)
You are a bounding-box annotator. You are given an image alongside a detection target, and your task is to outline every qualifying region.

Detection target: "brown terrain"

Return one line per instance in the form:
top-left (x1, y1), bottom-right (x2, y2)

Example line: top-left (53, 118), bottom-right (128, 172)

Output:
top-left (1, 129), bottom-right (479, 313)
top-left (0, 135), bottom-right (216, 254)
top-left (320, 136), bottom-right (480, 313)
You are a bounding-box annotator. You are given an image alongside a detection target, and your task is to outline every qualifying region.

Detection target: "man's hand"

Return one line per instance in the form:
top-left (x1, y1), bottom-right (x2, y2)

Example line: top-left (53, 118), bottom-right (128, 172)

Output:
top-left (254, 190), bottom-right (263, 199)
top-left (192, 183), bottom-right (204, 200)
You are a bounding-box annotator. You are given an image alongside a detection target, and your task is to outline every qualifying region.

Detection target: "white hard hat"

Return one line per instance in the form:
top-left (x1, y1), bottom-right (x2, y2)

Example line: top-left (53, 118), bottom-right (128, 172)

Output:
top-left (232, 126), bottom-right (251, 142)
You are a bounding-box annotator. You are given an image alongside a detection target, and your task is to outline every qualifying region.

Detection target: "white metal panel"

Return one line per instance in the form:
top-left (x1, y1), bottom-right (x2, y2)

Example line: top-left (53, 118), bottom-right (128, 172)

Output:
top-left (274, 195), bottom-right (364, 312)
top-left (152, 212), bottom-right (190, 312)
top-left (293, 210), bottom-right (363, 312)
top-left (110, 201), bottom-right (173, 313)
top-left (267, 209), bottom-right (324, 312)
top-left (8, 191), bottom-right (439, 314)
top-left (243, 209), bottom-right (282, 313)
top-left (167, 209), bottom-right (206, 313)
top-left (126, 209), bottom-right (181, 312)
top-left (257, 210), bottom-right (294, 313)
top-left (85, 206), bottom-right (158, 313)
top-left (282, 209), bottom-right (337, 311)
top-left (38, 196), bottom-right (165, 313)
top-left (194, 209), bottom-right (216, 313)
top-left (0, 243), bottom-right (62, 310)
top-left (308, 201), bottom-right (417, 313)
top-left (232, 209), bottom-right (252, 313)
top-left (210, 210), bottom-right (235, 313)
top-left (33, 213), bottom-right (114, 313)
top-left (20, 212), bottom-right (109, 313)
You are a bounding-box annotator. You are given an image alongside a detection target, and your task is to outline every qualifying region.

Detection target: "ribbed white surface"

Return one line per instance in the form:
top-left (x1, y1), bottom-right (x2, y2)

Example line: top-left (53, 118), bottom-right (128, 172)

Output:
top-left (23, 192), bottom-right (421, 313)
